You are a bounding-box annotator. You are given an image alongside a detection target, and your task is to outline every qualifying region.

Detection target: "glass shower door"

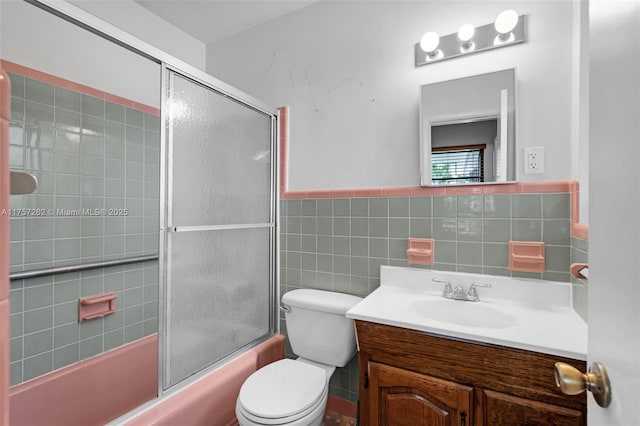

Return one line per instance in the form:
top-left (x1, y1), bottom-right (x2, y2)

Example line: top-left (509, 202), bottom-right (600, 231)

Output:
top-left (161, 69), bottom-right (276, 390)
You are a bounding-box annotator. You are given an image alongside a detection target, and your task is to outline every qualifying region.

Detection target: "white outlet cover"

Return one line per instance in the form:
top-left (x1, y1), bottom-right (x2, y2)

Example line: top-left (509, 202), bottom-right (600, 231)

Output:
top-left (524, 147), bottom-right (544, 174)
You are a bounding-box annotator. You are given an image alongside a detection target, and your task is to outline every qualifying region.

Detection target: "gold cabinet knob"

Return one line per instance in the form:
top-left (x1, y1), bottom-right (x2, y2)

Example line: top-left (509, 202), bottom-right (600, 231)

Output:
top-left (554, 361), bottom-right (612, 408)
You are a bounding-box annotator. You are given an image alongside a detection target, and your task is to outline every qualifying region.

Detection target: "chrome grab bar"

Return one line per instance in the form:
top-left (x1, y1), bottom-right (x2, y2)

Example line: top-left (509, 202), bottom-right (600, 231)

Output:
top-left (9, 254), bottom-right (159, 281)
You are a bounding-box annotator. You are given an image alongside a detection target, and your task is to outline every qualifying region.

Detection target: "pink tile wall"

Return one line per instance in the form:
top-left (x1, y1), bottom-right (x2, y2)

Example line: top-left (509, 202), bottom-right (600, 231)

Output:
top-left (1, 63), bottom-right (12, 426)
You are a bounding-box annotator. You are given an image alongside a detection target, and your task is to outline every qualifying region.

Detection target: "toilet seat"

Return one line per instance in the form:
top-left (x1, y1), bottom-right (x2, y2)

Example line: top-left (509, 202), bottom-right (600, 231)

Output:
top-left (237, 359), bottom-right (328, 424)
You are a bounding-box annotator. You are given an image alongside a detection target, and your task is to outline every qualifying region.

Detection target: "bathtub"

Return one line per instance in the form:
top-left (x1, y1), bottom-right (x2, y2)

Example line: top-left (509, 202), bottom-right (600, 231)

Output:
top-left (8, 334), bottom-right (285, 426)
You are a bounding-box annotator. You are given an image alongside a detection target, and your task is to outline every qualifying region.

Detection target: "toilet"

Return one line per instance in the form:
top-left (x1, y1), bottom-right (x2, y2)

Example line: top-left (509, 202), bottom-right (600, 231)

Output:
top-left (236, 289), bottom-right (362, 426)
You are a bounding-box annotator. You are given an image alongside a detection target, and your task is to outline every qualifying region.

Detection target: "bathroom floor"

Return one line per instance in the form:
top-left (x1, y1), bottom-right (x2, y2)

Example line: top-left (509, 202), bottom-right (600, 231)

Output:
top-left (323, 410), bottom-right (356, 426)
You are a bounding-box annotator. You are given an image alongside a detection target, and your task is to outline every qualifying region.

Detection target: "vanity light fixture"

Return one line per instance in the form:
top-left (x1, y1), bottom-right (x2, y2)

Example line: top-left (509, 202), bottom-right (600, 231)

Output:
top-left (415, 10), bottom-right (526, 67)
top-left (494, 9), bottom-right (519, 44)
top-left (420, 31), bottom-right (443, 60)
top-left (458, 24), bottom-right (476, 52)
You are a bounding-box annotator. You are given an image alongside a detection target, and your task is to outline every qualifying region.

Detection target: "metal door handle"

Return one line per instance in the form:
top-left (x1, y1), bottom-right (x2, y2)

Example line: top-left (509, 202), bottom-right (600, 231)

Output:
top-left (554, 361), bottom-right (611, 407)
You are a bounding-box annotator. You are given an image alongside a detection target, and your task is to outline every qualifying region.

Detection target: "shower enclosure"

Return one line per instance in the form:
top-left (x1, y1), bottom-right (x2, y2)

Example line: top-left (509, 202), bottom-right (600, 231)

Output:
top-left (2, 0), bottom-right (278, 413)
top-left (161, 70), bottom-right (277, 389)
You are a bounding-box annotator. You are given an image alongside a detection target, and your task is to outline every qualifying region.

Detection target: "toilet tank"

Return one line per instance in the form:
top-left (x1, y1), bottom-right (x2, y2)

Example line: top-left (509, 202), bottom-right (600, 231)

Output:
top-left (282, 289), bottom-right (362, 367)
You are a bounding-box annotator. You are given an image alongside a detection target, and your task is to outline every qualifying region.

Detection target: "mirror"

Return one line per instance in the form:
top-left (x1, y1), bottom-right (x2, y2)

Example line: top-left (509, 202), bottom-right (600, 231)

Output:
top-left (420, 69), bottom-right (516, 186)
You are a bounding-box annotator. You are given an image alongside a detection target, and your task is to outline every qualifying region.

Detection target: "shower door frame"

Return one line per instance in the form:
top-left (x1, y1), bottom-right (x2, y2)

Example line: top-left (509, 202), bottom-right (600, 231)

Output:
top-left (24, 0), bottom-right (280, 402)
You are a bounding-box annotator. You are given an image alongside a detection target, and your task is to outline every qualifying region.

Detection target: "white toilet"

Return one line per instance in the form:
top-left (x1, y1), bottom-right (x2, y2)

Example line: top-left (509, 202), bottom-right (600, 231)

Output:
top-left (236, 289), bottom-right (362, 426)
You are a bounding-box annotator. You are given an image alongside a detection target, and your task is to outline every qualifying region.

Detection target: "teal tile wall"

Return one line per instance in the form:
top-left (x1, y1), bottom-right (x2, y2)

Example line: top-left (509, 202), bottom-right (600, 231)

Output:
top-left (280, 192), bottom-right (572, 402)
top-left (571, 237), bottom-right (588, 322)
top-left (7, 72), bottom-right (159, 385)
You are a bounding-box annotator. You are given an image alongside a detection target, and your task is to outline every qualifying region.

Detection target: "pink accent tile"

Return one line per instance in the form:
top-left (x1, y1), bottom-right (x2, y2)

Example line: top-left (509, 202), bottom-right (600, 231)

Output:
top-left (570, 190), bottom-right (579, 224)
top-left (0, 72), bottom-right (9, 121)
top-left (509, 241), bottom-right (545, 273)
top-left (104, 92), bottom-right (133, 108)
top-left (572, 223), bottom-right (589, 240)
top-left (326, 395), bottom-right (358, 418)
top-left (78, 292), bottom-right (117, 322)
top-left (278, 180), bottom-right (578, 200)
top-left (482, 183), bottom-right (522, 194)
top-left (569, 180), bottom-right (579, 192)
top-left (10, 335), bottom-right (158, 426)
top-left (278, 106), bottom-right (289, 197)
top-left (444, 185), bottom-right (484, 195)
top-left (29, 69), bottom-right (75, 93)
top-left (309, 190), bottom-right (334, 199)
top-left (411, 186), bottom-right (446, 196)
top-left (381, 187), bottom-right (414, 197)
top-left (0, 60), bottom-right (30, 78)
top-left (281, 191), bottom-right (308, 199)
top-left (331, 189), bottom-right (358, 198)
top-left (354, 188), bottom-right (384, 197)
top-left (0, 300), bottom-right (9, 426)
top-left (76, 83), bottom-right (104, 100)
top-left (0, 60), bottom-right (158, 115)
top-left (131, 101), bottom-right (160, 116)
top-left (125, 335), bottom-right (285, 426)
top-left (570, 263), bottom-right (589, 279)
top-left (407, 238), bottom-right (434, 265)
top-left (520, 181), bottom-right (571, 193)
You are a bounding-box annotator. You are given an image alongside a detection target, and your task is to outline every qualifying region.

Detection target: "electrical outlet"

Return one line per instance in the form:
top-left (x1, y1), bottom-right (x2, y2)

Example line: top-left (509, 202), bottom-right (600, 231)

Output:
top-left (524, 147), bottom-right (544, 174)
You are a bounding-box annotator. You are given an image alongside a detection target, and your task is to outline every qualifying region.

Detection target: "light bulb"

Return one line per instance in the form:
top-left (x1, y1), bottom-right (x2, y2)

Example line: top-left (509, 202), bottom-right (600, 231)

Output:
top-left (495, 10), bottom-right (518, 35)
top-left (458, 24), bottom-right (475, 43)
top-left (420, 31), bottom-right (440, 55)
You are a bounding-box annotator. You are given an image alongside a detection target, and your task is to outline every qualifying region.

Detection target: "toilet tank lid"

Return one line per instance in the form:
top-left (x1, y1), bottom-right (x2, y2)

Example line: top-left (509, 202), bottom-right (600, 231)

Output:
top-left (282, 289), bottom-right (362, 315)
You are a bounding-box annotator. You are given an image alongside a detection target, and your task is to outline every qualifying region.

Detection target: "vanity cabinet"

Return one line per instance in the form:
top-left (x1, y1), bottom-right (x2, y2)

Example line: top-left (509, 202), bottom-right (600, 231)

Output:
top-left (355, 320), bottom-right (586, 426)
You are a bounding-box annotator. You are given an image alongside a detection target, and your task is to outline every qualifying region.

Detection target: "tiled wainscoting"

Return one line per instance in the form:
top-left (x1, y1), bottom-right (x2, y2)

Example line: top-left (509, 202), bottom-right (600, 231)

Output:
top-left (280, 192), bottom-right (573, 402)
top-left (5, 63), bottom-right (160, 386)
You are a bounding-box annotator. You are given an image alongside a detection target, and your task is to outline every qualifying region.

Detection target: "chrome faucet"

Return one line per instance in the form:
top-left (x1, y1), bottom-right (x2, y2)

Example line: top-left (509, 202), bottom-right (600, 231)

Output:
top-left (432, 279), bottom-right (492, 302)
top-left (466, 282), bottom-right (492, 301)
top-left (432, 278), bottom-right (453, 298)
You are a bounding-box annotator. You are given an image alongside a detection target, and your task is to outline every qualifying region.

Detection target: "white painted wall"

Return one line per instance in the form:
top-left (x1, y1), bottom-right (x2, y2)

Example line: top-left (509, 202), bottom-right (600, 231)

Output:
top-left (69, 0), bottom-right (206, 71)
top-left (0, 0), bottom-right (160, 106)
top-left (206, 0), bottom-right (576, 190)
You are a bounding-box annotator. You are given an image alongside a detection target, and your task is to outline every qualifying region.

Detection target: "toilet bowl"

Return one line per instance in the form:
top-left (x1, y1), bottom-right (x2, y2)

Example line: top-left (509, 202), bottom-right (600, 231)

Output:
top-left (235, 289), bottom-right (362, 426)
top-left (236, 359), bottom-right (329, 426)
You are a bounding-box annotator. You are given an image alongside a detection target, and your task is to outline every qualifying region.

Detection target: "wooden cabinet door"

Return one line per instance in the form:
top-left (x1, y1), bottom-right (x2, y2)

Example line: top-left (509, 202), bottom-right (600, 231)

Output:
top-left (481, 389), bottom-right (585, 426)
top-left (368, 362), bottom-right (473, 426)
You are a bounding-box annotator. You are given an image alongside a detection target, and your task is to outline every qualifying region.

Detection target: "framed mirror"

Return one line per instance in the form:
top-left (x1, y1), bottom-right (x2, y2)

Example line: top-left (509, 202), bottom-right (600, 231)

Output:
top-left (420, 69), bottom-right (516, 186)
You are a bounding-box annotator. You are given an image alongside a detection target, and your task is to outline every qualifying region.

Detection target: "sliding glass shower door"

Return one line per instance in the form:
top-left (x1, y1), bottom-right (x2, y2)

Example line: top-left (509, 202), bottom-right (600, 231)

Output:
top-left (161, 69), bottom-right (277, 390)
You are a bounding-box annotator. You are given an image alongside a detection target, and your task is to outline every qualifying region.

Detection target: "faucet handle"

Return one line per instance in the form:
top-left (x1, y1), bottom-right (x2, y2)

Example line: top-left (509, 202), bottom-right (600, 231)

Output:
top-left (432, 278), bottom-right (453, 297)
top-left (467, 282), bottom-right (492, 300)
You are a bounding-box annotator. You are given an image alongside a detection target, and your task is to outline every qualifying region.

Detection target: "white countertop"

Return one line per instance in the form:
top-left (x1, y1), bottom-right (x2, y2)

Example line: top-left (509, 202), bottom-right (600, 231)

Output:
top-left (346, 266), bottom-right (587, 360)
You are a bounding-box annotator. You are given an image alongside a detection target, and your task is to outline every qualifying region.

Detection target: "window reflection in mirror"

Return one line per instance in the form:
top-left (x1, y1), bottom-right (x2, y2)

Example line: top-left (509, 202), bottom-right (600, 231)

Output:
top-left (420, 69), bottom-right (516, 186)
top-left (431, 118), bottom-right (497, 185)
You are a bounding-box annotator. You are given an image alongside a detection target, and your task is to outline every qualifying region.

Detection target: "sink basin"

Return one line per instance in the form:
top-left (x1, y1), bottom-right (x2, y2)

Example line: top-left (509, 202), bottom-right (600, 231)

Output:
top-left (411, 299), bottom-right (517, 329)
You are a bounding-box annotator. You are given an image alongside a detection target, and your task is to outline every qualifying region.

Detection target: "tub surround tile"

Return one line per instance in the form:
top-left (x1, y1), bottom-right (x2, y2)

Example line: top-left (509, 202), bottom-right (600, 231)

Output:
top-left (7, 62), bottom-right (159, 386)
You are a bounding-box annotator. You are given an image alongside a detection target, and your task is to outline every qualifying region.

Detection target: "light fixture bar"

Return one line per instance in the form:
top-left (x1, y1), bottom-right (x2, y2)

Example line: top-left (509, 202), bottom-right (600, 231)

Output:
top-left (415, 15), bottom-right (526, 67)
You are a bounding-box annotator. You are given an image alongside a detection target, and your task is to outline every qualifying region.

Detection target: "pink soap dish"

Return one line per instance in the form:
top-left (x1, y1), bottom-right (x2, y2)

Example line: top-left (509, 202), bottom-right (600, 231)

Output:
top-left (407, 238), bottom-right (434, 265)
top-left (509, 241), bottom-right (545, 273)
top-left (79, 292), bottom-right (117, 322)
